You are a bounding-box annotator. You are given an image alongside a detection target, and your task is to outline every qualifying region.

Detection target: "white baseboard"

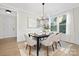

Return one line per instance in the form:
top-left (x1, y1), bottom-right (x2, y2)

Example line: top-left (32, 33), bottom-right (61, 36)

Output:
top-left (0, 36), bottom-right (17, 39)
top-left (62, 39), bottom-right (79, 45)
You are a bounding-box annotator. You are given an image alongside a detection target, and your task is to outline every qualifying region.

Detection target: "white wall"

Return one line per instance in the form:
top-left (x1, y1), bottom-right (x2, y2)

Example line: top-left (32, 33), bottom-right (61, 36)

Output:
top-left (0, 14), bottom-right (17, 39)
top-left (17, 7), bottom-right (79, 44)
top-left (17, 10), bottom-right (41, 42)
top-left (73, 7), bottom-right (79, 44)
top-left (60, 7), bottom-right (79, 45)
top-left (64, 7), bottom-right (79, 45)
top-left (52, 7), bottom-right (79, 45)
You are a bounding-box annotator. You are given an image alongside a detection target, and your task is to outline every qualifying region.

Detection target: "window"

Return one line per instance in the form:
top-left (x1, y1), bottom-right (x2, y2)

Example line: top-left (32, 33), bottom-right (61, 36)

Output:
top-left (51, 17), bottom-right (57, 31)
top-left (51, 15), bottom-right (66, 33)
top-left (59, 15), bottom-right (66, 33)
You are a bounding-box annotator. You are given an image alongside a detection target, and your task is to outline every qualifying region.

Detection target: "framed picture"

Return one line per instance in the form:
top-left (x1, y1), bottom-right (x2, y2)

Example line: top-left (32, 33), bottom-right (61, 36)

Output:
top-left (27, 16), bottom-right (39, 28)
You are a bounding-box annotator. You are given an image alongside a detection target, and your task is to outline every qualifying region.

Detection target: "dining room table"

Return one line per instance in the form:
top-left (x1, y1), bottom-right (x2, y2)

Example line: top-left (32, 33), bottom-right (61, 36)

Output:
top-left (32, 34), bottom-right (49, 56)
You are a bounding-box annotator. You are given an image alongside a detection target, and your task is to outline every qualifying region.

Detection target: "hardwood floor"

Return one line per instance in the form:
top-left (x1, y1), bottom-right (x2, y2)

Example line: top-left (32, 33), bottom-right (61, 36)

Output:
top-left (0, 37), bottom-right (20, 56)
top-left (18, 41), bottom-right (79, 56)
top-left (0, 37), bottom-right (79, 56)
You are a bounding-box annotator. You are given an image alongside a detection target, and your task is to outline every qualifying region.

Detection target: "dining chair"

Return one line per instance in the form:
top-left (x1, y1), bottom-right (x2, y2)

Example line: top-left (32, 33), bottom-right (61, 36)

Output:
top-left (40, 34), bottom-right (56, 56)
top-left (24, 34), bottom-right (37, 56)
top-left (53, 33), bottom-right (64, 49)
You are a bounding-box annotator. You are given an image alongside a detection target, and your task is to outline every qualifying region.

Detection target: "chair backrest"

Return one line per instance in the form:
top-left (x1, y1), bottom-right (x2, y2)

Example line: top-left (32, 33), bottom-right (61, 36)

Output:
top-left (44, 33), bottom-right (61, 43)
top-left (54, 33), bottom-right (64, 42)
top-left (24, 34), bottom-right (36, 46)
top-left (42, 34), bottom-right (56, 46)
top-left (46, 34), bottom-right (56, 41)
top-left (44, 34), bottom-right (56, 43)
top-left (24, 34), bottom-right (30, 41)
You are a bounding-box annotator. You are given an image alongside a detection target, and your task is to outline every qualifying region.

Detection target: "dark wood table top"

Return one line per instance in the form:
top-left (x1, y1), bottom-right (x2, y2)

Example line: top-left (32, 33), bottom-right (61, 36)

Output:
top-left (32, 34), bottom-right (49, 38)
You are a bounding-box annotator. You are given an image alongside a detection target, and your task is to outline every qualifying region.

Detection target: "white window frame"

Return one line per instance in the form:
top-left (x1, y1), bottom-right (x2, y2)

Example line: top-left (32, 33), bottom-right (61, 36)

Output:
top-left (50, 13), bottom-right (67, 33)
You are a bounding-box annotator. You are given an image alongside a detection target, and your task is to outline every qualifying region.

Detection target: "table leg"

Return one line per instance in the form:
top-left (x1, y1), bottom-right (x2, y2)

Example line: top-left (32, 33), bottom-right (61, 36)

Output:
top-left (37, 38), bottom-right (39, 56)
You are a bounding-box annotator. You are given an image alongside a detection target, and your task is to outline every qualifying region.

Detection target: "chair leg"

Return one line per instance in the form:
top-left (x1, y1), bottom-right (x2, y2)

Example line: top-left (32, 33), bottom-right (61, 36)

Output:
top-left (34, 45), bottom-right (36, 48)
top-left (46, 46), bottom-right (49, 56)
top-left (29, 46), bottom-right (32, 56)
top-left (55, 42), bottom-right (57, 49)
top-left (52, 44), bottom-right (54, 51)
top-left (39, 43), bottom-right (42, 48)
top-left (58, 41), bottom-right (61, 47)
top-left (26, 44), bottom-right (28, 49)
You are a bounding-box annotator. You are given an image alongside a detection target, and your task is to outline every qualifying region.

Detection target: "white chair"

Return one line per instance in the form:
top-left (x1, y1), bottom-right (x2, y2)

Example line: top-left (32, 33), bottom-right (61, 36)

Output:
top-left (53, 33), bottom-right (64, 49)
top-left (24, 34), bottom-right (37, 55)
top-left (41, 34), bottom-right (56, 56)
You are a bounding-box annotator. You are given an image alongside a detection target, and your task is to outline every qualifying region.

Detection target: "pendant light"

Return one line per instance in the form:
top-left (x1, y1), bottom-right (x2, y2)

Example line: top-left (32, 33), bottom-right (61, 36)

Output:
top-left (42, 3), bottom-right (45, 20)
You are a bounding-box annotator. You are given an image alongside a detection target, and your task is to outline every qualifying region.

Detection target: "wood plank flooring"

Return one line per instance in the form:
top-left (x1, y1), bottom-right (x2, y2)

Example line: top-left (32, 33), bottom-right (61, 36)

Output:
top-left (18, 41), bottom-right (79, 56)
top-left (0, 37), bottom-right (79, 56)
top-left (0, 37), bottom-right (20, 56)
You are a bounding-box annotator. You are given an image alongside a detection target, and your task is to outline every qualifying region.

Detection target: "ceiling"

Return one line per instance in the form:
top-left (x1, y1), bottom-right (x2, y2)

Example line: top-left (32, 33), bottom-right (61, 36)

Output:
top-left (1, 3), bottom-right (79, 16)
